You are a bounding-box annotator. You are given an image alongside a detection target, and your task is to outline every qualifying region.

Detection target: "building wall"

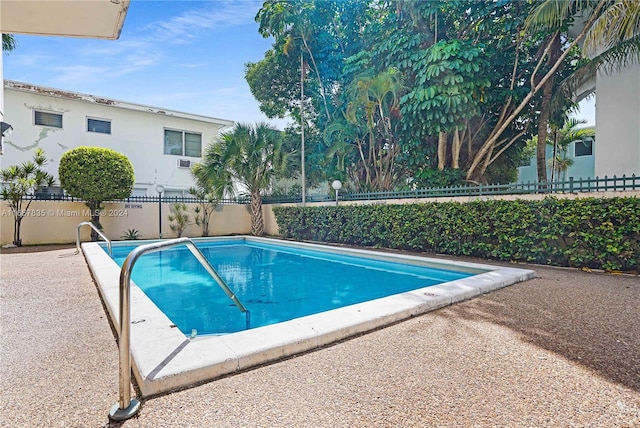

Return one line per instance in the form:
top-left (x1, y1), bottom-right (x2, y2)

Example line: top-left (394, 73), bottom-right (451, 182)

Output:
top-left (2, 83), bottom-right (232, 195)
top-left (517, 141), bottom-right (595, 183)
top-left (595, 62), bottom-right (640, 178)
top-left (0, 201), bottom-right (251, 246)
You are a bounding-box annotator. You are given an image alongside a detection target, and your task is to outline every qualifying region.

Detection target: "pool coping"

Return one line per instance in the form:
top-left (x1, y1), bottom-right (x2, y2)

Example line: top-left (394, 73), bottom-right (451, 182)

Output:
top-left (83, 236), bottom-right (535, 397)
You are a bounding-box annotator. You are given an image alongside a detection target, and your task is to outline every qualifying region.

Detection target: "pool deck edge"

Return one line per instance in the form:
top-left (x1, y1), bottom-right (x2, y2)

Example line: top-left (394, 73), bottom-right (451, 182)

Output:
top-left (83, 237), bottom-right (535, 397)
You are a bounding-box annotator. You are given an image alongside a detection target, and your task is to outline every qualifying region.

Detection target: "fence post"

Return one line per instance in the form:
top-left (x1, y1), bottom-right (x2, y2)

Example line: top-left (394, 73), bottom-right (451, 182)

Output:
top-left (569, 177), bottom-right (574, 193)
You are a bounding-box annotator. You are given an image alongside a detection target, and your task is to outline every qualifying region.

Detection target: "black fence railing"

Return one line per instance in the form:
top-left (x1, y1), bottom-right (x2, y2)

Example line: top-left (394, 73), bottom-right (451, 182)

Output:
top-left (13, 193), bottom-right (250, 204)
top-left (3, 174), bottom-right (637, 205)
top-left (262, 174), bottom-right (639, 204)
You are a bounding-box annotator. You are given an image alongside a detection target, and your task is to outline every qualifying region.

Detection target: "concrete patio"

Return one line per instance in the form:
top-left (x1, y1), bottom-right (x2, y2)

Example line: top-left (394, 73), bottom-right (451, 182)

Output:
top-left (1, 245), bottom-right (638, 427)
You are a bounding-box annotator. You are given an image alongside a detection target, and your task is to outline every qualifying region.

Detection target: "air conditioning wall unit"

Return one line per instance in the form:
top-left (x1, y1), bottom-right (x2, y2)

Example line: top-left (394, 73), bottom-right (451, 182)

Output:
top-left (177, 159), bottom-right (192, 168)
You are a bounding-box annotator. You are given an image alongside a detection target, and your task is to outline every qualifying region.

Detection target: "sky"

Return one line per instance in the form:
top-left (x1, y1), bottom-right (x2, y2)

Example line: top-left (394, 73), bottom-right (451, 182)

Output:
top-left (2, 0), bottom-right (595, 129)
top-left (3, 0), bottom-right (292, 128)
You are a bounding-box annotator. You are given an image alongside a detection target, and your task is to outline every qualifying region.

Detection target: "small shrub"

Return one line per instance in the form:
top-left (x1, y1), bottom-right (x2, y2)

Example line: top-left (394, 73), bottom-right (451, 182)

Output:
top-left (168, 203), bottom-right (192, 238)
top-left (121, 229), bottom-right (141, 240)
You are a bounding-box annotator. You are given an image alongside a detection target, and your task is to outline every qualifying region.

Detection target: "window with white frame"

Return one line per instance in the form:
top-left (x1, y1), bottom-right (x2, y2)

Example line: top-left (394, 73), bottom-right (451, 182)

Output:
top-left (87, 118), bottom-right (111, 134)
top-left (34, 110), bottom-right (63, 128)
top-left (164, 129), bottom-right (202, 157)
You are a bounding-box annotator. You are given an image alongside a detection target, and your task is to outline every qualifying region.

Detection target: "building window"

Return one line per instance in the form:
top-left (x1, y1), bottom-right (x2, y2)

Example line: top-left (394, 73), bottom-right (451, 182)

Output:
top-left (34, 111), bottom-right (62, 128)
top-left (164, 129), bottom-right (202, 157)
top-left (87, 118), bottom-right (111, 134)
top-left (574, 140), bottom-right (593, 157)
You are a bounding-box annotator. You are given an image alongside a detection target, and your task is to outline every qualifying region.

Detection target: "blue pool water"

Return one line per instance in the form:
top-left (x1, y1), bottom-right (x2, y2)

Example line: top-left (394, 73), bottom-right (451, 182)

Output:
top-left (109, 240), bottom-right (472, 336)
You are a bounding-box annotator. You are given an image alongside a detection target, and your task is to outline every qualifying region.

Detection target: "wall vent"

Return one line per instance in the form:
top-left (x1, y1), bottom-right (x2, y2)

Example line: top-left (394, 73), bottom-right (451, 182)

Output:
top-left (177, 159), bottom-right (192, 168)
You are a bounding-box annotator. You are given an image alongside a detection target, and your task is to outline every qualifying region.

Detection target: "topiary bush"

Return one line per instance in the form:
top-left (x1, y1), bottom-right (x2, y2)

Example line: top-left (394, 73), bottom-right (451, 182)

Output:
top-left (273, 197), bottom-right (640, 272)
top-left (59, 146), bottom-right (134, 239)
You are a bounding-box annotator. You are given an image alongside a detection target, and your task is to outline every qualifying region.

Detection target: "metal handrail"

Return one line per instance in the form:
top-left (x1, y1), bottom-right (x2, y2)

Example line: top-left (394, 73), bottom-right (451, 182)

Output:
top-left (109, 237), bottom-right (250, 421)
top-left (76, 221), bottom-right (112, 255)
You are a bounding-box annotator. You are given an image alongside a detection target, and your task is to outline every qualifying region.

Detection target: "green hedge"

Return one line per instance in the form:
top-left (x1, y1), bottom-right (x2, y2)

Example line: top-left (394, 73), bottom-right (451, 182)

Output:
top-left (273, 197), bottom-right (640, 272)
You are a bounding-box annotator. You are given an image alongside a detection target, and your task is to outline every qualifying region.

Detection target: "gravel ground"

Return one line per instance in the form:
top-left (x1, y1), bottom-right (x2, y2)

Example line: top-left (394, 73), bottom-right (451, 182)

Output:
top-left (1, 247), bottom-right (638, 428)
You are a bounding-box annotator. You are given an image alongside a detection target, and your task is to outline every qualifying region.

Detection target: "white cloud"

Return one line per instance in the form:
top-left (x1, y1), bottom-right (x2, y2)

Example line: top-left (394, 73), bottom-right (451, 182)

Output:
top-left (143, 0), bottom-right (262, 43)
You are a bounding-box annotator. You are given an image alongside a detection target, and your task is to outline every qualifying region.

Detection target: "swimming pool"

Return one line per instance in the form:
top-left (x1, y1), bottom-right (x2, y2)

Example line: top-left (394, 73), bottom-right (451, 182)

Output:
top-left (83, 236), bottom-right (535, 396)
top-left (109, 240), bottom-right (472, 336)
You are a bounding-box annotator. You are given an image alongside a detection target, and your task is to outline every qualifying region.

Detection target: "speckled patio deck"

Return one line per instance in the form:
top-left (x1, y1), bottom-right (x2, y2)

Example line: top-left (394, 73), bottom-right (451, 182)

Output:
top-left (1, 245), bottom-right (638, 427)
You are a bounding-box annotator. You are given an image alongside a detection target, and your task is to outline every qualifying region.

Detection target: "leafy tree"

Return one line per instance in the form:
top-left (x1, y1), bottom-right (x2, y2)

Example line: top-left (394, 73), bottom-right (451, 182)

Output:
top-left (194, 123), bottom-right (294, 236)
top-left (168, 203), bottom-right (192, 238)
top-left (527, 1), bottom-right (640, 183)
top-left (325, 67), bottom-right (404, 191)
top-left (249, 0), bottom-right (632, 187)
top-left (58, 146), bottom-right (134, 240)
top-left (0, 148), bottom-right (55, 246)
top-left (399, 39), bottom-right (491, 171)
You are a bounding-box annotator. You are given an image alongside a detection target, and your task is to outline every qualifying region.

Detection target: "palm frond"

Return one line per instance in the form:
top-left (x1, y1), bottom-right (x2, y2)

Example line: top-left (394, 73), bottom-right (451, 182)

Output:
top-left (585, 0), bottom-right (640, 56)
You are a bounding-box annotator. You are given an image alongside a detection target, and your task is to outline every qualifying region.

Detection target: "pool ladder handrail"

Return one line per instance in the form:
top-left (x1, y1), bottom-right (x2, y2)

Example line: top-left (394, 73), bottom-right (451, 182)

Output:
top-left (109, 237), bottom-right (250, 421)
top-left (75, 221), bottom-right (112, 255)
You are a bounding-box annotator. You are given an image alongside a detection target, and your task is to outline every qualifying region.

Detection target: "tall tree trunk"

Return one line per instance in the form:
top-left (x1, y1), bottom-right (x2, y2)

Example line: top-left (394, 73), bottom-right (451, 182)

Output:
top-left (437, 131), bottom-right (448, 171)
top-left (536, 78), bottom-right (552, 183)
top-left (451, 128), bottom-right (461, 169)
top-left (536, 32), bottom-right (561, 183)
top-left (250, 191), bottom-right (264, 236)
top-left (89, 201), bottom-right (101, 241)
top-left (300, 53), bottom-right (306, 207)
top-left (301, 36), bottom-right (331, 121)
top-left (550, 127), bottom-right (558, 183)
top-left (13, 217), bottom-right (22, 246)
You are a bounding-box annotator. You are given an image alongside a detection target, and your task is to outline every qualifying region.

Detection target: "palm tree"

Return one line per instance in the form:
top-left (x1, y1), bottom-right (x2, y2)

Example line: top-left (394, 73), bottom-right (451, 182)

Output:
top-left (2, 34), bottom-right (17, 52)
top-left (194, 123), bottom-right (294, 236)
top-left (548, 118), bottom-right (595, 182)
top-left (1, 148), bottom-right (55, 246)
top-left (325, 68), bottom-right (404, 191)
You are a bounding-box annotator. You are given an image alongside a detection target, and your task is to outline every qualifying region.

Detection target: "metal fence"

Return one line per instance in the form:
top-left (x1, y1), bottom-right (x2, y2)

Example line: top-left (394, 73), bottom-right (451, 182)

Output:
top-left (262, 174), bottom-right (639, 204)
top-left (17, 193), bottom-right (250, 204)
top-left (4, 174), bottom-right (637, 205)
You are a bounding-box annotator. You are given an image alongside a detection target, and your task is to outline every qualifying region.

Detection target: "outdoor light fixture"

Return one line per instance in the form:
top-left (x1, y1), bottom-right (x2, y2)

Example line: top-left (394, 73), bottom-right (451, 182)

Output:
top-left (155, 184), bottom-right (165, 239)
top-left (1, 122), bottom-right (13, 136)
top-left (332, 180), bottom-right (342, 206)
top-left (0, 122), bottom-right (13, 155)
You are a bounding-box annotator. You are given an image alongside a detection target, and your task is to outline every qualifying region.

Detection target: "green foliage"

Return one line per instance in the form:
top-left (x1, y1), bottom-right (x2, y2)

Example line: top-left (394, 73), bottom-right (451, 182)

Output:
top-left (0, 148), bottom-right (55, 246)
top-left (59, 146), bottom-right (134, 239)
top-left (168, 203), bottom-right (192, 238)
top-left (273, 197), bottom-right (640, 272)
top-left (121, 229), bottom-right (142, 240)
top-left (325, 68), bottom-right (404, 191)
top-left (400, 39), bottom-right (491, 135)
top-left (187, 171), bottom-right (223, 237)
top-left (2, 34), bottom-right (17, 52)
top-left (194, 122), bottom-right (295, 236)
top-left (59, 147), bottom-right (134, 202)
top-left (250, 0), bottom-right (632, 186)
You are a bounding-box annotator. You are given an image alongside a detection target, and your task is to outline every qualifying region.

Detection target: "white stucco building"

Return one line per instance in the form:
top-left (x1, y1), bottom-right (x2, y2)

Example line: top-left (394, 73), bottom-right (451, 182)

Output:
top-left (1, 0), bottom-right (131, 154)
top-left (2, 80), bottom-right (233, 196)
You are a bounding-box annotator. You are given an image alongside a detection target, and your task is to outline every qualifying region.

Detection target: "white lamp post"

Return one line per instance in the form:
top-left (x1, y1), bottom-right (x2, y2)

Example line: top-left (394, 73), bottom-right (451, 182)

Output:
top-left (155, 184), bottom-right (165, 239)
top-left (331, 180), bottom-right (342, 206)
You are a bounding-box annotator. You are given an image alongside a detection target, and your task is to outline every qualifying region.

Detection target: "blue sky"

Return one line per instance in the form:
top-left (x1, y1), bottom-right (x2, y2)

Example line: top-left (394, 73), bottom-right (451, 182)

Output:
top-left (3, 0), bottom-right (595, 128)
top-left (3, 0), bottom-right (291, 127)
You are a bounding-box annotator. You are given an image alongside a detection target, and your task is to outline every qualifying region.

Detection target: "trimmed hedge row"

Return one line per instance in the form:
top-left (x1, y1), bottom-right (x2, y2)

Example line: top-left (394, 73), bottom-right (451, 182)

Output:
top-left (273, 197), bottom-right (640, 272)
